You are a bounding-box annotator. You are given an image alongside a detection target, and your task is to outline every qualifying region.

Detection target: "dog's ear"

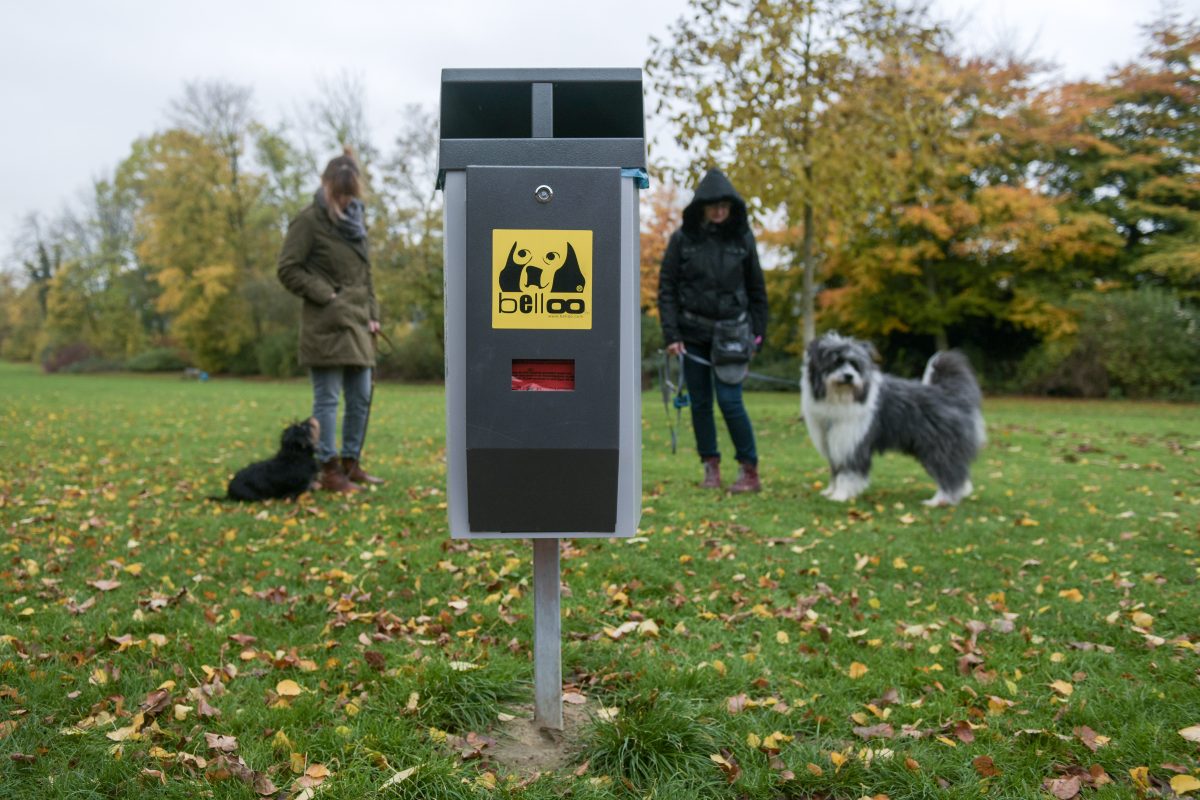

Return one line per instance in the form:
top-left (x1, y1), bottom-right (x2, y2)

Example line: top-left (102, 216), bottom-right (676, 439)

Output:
top-left (866, 341), bottom-right (882, 364)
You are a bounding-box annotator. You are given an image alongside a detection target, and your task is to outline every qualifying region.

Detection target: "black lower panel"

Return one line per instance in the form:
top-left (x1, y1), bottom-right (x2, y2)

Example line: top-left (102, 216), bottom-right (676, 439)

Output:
top-left (466, 448), bottom-right (618, 533)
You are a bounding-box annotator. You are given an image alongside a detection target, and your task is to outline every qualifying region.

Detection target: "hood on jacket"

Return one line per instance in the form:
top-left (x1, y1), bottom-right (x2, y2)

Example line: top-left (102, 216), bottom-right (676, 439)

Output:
top-left (682, 168), bottom-right (749, 237)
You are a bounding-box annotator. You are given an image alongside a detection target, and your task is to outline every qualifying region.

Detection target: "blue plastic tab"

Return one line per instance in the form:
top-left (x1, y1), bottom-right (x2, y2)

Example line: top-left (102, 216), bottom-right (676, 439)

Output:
top-left (621, 168), bottom-right (650, 189)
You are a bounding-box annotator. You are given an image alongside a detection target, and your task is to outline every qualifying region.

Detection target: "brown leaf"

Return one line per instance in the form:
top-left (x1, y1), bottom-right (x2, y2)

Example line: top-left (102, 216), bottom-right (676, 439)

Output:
top-left (196, 695), bottom-right (221, 718)
top-left (1043, 775), bottom-right (1082, 800)
top-left (973, 755), bottom-right (1001, 777)
top-left (952, 721), bottom-right (975, 744)
top-left (726, 694), bottom-right (750, 714)
top-left (139, 688), bottom-right (172, 717)
top-left (853, 723), bottom-right (895, 740)
top-left (204, 733), bottom-right (238, 753)
top-left (364, 650), bottom-right (386, 672)
top-left (1074, 725), bottom-right (1106, 752)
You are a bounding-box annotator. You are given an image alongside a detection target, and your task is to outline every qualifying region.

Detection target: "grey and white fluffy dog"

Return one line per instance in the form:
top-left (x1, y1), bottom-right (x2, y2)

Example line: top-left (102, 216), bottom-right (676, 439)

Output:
top-left (801, 333), bottom-right (986, 506)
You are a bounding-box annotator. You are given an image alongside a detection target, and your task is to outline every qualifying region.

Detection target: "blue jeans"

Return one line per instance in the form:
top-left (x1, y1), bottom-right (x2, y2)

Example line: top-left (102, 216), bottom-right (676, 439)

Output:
top-left (683, 343), bottom-right (757, 465)
top-left (310, 366), bottom-right (372, 464)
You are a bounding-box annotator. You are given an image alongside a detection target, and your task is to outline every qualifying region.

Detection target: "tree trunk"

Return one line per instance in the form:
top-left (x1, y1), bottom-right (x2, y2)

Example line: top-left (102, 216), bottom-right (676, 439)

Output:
top-left (802, 197), bottom-right (816, 346)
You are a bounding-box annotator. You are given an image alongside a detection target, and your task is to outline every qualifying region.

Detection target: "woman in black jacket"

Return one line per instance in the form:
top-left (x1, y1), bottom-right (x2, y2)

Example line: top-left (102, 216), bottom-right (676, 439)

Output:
top-left (658, 169), bottom-right (768, 493)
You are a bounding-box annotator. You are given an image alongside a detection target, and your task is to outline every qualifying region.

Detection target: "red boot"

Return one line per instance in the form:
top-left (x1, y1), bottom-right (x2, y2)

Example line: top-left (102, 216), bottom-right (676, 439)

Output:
top-left (730, 462), bottom-right (761, 494)
top-left (699, 456), bottom-right (721, 489)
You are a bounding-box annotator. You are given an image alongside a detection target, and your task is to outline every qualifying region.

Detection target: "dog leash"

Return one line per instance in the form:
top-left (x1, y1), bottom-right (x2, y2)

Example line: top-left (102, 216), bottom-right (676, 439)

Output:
top-left (657, 350), bottom-right (689, 454)
top-left (679, 350), bottom-right (801, 389)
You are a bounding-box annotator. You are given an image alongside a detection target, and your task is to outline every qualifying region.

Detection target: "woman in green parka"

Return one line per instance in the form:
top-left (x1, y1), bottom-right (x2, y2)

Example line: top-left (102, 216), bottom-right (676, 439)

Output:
top-left (277, 148), bottom-right (384, 493)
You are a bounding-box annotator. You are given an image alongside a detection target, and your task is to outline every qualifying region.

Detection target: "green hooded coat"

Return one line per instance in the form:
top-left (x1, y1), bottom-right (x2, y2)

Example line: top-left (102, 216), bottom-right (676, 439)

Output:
top-left (277, 203), bottom-right (380, 368)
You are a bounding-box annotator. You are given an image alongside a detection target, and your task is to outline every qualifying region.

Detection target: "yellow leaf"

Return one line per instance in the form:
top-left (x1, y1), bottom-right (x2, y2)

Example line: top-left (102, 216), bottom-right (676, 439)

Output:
top-left (290, 752), bottom-right (307, 774)
top-left (272, 730), bottom-right (292, 752)
top-left (849, 662), bottom-right (869, 679)
top-left (747, 732), bottom-right (761, 748)
top-left (1171, 775), bottom-right (1200, 795)
top-left (1050, 680), bottom-right (1074, 696)
top-left (711, 660), bottom-right (727, 676)
top-left (1180, 726), bottom-right (1200, 743)
top-left (1131, 611), bottom-right (1154, 628)
top-left (1058, 589), bottom-right (1084, 602)
top-left (763, 731), bottom-right (794, 749)
top-left (935, 736), bottom-right (957, 747)
top-left (830, 751), bottom-right (848, 772)
top-left (276, 680), bottom-right (303, 697)
top-left (1129, 767), bottom-right (1150, 791)
top-left (806, 763), bottom-right (824, 776)
top-left (776, 631), bottom-right (790, 644)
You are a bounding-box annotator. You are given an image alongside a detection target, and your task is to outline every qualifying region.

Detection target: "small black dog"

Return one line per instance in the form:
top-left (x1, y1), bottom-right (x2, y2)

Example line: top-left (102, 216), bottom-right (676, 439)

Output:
top-left (218, 418), bottom-right (320, 502)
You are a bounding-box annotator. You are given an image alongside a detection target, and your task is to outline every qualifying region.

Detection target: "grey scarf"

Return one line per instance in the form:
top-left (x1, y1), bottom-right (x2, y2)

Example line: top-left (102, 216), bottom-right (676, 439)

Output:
top-left (314, 188), bottom-right (367, 242)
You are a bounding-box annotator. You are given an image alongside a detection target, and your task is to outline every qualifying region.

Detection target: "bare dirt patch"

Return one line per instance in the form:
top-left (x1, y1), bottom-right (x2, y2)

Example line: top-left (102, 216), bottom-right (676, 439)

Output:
top-left (488, 702), bottom-right (590, 776)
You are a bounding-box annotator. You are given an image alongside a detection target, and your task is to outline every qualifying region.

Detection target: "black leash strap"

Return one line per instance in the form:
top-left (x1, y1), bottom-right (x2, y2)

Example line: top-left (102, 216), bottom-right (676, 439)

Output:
top-left (681, 350), bottom-right (800, 389)
top-left (658, 350), bottom-right (689, 454)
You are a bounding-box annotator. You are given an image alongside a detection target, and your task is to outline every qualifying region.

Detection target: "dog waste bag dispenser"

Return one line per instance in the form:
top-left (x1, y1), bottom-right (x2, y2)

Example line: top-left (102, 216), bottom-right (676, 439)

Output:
top-left (438, 68), bottom-right (644, 538)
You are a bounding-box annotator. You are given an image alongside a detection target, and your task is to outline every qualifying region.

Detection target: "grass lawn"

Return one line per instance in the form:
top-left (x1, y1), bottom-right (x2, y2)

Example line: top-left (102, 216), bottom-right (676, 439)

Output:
top-left (1, 360), bottom-right (1198, 799)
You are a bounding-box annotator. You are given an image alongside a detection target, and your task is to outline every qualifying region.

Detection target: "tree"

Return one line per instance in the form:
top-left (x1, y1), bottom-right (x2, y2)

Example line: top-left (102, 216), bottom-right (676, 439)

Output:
top-left (1057, 12), bottom-right (1200, 299)
top-left (648, 0), bottom-right (946, 346)
top-left (639, 181), bottom-right (682, 315)
top-left (373, 104), bottom-right (443, 348)
top-left (822, 52), bottom-right (1121, 350)
top-left (122, 129), bottom-right (255, 370)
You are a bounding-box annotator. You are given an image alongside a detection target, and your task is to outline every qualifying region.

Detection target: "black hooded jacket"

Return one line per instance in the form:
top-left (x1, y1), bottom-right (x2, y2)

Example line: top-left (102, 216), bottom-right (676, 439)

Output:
top-left (657, 169), bottom-right (768, 347)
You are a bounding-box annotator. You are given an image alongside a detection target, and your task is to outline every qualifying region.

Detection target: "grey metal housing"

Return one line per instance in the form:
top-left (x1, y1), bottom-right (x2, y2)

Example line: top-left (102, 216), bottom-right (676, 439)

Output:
top-left (439, 68), bottom-right (645, 538)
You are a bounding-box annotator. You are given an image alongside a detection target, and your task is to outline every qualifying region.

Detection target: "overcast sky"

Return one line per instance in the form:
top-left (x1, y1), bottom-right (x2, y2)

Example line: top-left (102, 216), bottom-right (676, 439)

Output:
top-left (2, 0), bottom-right (1193, 258)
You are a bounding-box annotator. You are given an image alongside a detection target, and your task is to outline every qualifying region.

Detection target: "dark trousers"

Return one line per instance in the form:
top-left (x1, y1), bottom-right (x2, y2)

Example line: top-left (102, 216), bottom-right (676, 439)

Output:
top-left (683, 343), bottom-right (757, 465)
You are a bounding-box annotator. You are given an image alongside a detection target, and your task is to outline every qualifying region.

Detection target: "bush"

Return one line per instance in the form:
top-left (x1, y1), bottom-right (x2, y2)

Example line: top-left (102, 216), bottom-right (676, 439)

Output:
top-left (41, 342), bottom-right (100, 373)
top-left (376, 322), bottom-right (444, 381)
top-left (1020, 288), bottom-right (1200, 399)
top-left (126, 348), bottom-right (189, 373)
top-left (58, 356), bottom-right (125, 374)
top-left (254, 331), bottom-right (303, 378)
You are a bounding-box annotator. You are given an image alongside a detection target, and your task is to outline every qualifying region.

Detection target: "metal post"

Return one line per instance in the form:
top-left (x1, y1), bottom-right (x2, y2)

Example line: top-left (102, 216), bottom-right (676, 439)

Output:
top-left (532, 537), bottom-right (562, 730)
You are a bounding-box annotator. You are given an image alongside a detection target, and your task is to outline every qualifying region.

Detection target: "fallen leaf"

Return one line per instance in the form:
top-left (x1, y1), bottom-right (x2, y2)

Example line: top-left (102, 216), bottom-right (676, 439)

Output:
top-left (1180, 726), bottom-right (1200, 743)
top-left (848, 661), bottom-right (869, 679)
top-left (973, 755), bottom-right (1001, 777)
top-left (1171, 775), bottom-right (1200, 795)
top-left (276, 680), bottom-right (302, 697)
top-left (205, 733), bottom-right (238, 753)
top-left (1043, 775), bottom-right (1081, 799)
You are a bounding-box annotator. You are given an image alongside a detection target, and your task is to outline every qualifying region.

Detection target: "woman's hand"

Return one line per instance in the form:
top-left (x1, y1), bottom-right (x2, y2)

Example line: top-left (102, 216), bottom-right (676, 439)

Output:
top-left (666, 341), bottom-right (686, 356)
top-left (369, 320), bottom-right (381, 335)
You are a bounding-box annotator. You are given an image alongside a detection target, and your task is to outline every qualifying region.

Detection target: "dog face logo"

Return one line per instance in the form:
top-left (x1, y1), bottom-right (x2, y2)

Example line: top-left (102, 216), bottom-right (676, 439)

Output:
top-left (492, 229), bottom-right (592, 330)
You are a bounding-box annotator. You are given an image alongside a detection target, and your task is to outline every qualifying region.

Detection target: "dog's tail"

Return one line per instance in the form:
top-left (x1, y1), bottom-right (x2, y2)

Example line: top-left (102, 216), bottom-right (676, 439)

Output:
top-left (923, 350), bottom-right (986, 445)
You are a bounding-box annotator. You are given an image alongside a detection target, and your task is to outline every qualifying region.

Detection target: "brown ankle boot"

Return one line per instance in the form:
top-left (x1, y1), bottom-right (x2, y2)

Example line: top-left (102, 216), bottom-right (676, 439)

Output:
top-left (699, 456), bottom-right (722, 489)
top-left (319, 459), bottom-right (360, 494)
top-left (730, 462), bottom-right (761, 494)
top-left (341, 457), bottom-right (384, 485)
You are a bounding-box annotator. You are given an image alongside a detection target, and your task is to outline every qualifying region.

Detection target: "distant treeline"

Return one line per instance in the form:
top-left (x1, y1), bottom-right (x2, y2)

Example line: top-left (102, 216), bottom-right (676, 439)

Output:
top-left (3, 3), bottom-right (1198, 398)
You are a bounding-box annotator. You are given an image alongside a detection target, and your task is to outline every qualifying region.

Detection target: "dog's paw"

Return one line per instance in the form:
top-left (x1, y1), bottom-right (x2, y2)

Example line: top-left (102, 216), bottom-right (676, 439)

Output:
top-left (923, 495), bottom-right (955, 507)
top-left (819, 485), bottom-right (835, 499)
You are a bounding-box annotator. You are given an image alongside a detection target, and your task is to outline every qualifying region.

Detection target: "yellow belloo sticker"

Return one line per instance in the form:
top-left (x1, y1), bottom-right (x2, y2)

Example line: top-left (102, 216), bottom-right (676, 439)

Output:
top-left (492, 229), bottom-right (593, 330)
